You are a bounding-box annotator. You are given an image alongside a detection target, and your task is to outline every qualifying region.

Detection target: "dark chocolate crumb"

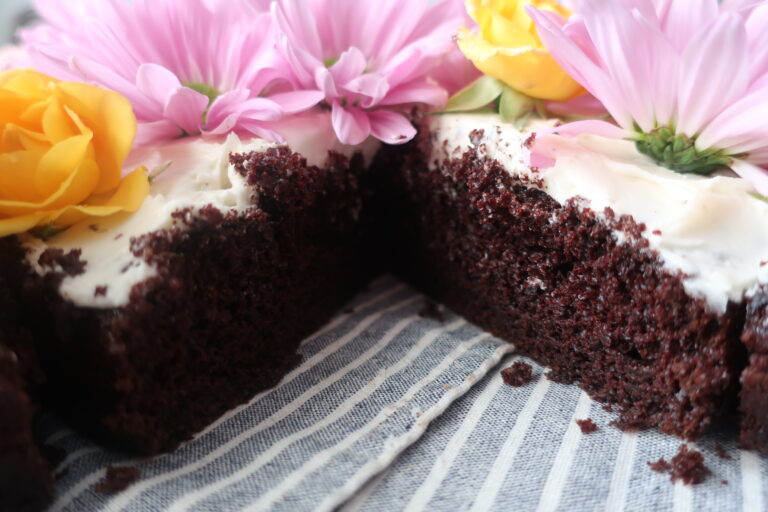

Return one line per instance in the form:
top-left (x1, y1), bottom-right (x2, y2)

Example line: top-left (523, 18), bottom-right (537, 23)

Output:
top-left (715, 444), bottom-right (732, 460)
top-left (95, 466), bottom-right (141, 494)
top-left (722, 480), bottom-right (729, 485)
top-left (648, 457), bottom-right (672, 473)
top-left (670, 445), bottom-right (710, 485)
top-left (115, 233), bottom-right (124, 240)
top-left (523, 132), bottom-right (537, 149)
top-left (602, 404), bottom-right (613, 413)
top-left (88, 224), bottom-right (100, 232)
top-left (418, 301), bottom-right (444, 322)
top-left (469, 129), bottom-right (485, 147)
top-left (94, 286), bottom-right (108, 297)
top-left (501, 361), bottom-right (533, 387)
top-left (649, 445), bottom-right (710, 485)
top-left (38, 249), bottom-right (86, 276)
top-left (576, 419), bottom-right (599, 434)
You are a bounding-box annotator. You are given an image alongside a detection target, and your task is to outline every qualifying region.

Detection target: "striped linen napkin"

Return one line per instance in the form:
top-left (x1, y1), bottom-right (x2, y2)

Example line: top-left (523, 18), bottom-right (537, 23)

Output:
top-left (38, 276), bottom-right (513, 512)
top-left (343, 357), bottom-right (768, 512)
top-left (36, 275), bottom-right (768, 511)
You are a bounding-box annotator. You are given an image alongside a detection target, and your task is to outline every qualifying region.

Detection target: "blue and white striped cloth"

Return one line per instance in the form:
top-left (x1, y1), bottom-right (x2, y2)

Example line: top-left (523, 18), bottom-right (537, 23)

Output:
top-left (38, 276), bottom-right (768, 511)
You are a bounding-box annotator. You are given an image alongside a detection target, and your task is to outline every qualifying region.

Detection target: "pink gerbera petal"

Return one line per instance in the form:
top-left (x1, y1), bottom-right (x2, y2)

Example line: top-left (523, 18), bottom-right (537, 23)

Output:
top-left (331, 103), bottom-right (372, 145)
top-left (23, 0), bottom-right (319, 145)
top-left (272, 0), bottom-right (464, 144)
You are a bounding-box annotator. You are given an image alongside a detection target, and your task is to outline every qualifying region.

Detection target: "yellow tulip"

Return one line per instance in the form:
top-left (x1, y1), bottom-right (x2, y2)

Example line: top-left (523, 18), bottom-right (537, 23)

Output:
top-left (0, 69), bottom-right (148, 237)
top-left (457, 0), bottom-right (584, 101)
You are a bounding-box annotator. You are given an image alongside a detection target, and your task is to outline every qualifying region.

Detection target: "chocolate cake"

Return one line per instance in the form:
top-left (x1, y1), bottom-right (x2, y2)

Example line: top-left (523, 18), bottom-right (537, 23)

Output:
top-left (0, 114), bottom-right (378, 498)
top-left (377, 114), bottom-right (764, 441)
top-left (0, 248), bottom-right (53, 512)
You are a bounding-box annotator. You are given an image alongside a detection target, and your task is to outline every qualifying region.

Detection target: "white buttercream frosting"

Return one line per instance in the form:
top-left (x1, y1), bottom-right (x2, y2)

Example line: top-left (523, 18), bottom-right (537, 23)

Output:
top-left (428, 114), bottom-right (768, 314)
top-left (22, 112), bottom-right (379, 309)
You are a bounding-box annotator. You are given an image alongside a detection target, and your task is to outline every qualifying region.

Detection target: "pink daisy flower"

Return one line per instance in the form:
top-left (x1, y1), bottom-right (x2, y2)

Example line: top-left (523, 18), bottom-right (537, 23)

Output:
top-left (22, 0), bottom-right (322, 145)
top-left (271, 0), bottom-right (466, 145)
top-left (528, 0), bottom-right (768, 193)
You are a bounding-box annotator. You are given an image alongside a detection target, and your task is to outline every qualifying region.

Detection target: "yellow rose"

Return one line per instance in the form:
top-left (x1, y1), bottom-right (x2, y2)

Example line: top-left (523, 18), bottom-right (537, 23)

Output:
top-left (0, 69), bottom-right (149, 237)
top-left (457, 0), bottom-right (584, 101)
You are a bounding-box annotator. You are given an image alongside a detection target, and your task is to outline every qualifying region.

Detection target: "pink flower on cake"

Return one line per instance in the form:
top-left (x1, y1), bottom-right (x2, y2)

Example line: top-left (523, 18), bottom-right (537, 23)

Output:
top-left (527, 0), bottom-right (768, 193)
top-left (22, 0), bottom-right (322, 145)
top-left (271, 0), bottom-right (466, 145)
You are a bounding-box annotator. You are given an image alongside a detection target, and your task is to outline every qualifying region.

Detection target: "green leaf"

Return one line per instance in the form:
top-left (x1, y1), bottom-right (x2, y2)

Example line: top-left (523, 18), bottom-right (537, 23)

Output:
top-left (442, 75), bottom-right (505, 113)
top-left (498, 86), bottom-right (536, 124)
top-left (30, 223), bottom-right (67, 240)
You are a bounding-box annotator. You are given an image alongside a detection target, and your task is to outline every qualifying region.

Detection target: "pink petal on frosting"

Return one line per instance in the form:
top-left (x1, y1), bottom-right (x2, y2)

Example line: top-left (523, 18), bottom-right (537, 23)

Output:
top-left (367, 110), bottom-right (416, 144)
top-left (163, 87), bottom-right (209, 136)
top-left (544, 94), bottom-right (608, 118)
top-left (378, 80), bottom-right (448, 108)
top-left (730, 159), bottom-right (768, 195)
top-left (267, 90), bottom-right (324, 114)
top-left (135, 120), bottom-right (183, 146)
top-left (136, 63), bottom-right (183, 109)
top-left (331, 103), bottom-right (371, 145)
top-left (676, 13), bottom-right (749, 137)
top-left (205, 89), bottom-right (250, 132)
top-left (329, 47), bottom-right (367, 87)
top-left (534, 119), bottom-right (629, 140)
top-left (698, 84), bottom-right (768, 155)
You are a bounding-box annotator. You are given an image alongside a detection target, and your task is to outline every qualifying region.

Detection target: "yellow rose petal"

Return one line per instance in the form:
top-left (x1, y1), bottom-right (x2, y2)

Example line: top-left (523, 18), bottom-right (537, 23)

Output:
top-left (459, 0), bottom-right (584, 101)
top-left (58, 83), bottom-right (136, 194)
top-left (0, 212), bottom-right (49, 238)
top-left (35, 134), bottom-right (93, 197)
top-left (0, 69), bottom-right (148, 238)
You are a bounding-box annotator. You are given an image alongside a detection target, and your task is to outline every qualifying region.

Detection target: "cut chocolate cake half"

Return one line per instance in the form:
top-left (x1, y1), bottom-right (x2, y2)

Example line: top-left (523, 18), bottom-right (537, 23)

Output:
top-left (0, 244), bottom-right (53, 512)
top-left (379, 114), bottom-right (768, 440)
top-left (9, 113), bottom-right (380, 455)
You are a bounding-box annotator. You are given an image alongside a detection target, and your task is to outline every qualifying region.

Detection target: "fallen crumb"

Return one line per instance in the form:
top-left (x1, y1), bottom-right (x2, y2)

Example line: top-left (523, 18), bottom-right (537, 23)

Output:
top-left (95, 466), bottom-right (141, 493)
top-left (715, 444), bottom-right (732, 460)
top-left (501, 361), bottom-right (533, 387)
top-left (602, 404), bottom-right (613, 413)
top-left (418, 301), bottom-right (444, 322)
top-left (648, 445), bottom-right (710, 485)
top-left (648, 457), bottom-right (672, 474)
top-left (722, 480), bottom-right (729, 485)
top-left (576, 419), bottom-right (599, 434)
top-left (94, 285), bottom-right (108, 297)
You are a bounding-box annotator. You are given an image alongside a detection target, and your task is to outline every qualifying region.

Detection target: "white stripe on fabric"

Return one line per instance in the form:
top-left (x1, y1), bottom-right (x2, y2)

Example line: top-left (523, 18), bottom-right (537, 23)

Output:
top-left (168, 319), bottom-right (467, 512)
top-left (104, 311), bottom-right (424, 512)
top-left (741, 450), bottom-right (763, 512)
top-left (403, 357), bottom-right (510, 512)
top-left (316, 343), bottom-right (513, 512)
top-left (243, 328), bottom-right (483, 512)
top-left (603, 433), bottom-right (638, 512)
top-left (51, 293), bottom-right (420, 512)
top-left (535, 390), bottom-right (593, 512)
top-left (468, 374), bottom-right (552, 512)
top-left (308, 283), bottom-right (407, 341)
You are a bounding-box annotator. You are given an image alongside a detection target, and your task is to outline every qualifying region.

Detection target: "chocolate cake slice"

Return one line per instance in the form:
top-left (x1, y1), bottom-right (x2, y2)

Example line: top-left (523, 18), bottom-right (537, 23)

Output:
top-left (11, 114), bottom-right (380, 455)
top-left (378, 114), bottom-right (763, 440)
top-left (0, 246), bottom-right (53, 512)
